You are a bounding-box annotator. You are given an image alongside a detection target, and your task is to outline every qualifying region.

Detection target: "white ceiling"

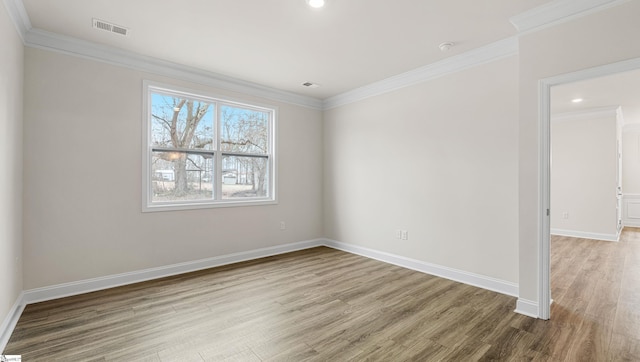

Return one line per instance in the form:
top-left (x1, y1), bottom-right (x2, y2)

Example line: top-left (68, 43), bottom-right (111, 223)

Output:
top-left (551, 68), bottom-right (640, 125)
top-left (21, 0), bottom-right (550, 100)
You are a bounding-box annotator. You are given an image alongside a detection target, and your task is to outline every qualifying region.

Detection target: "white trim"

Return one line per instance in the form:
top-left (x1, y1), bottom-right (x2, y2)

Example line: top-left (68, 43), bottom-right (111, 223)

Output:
top-left (552, 106), bottom-right (621, 122)
top-left (541, 58), bottom-right (640, 87)
top-left (538, 57), bottom-right (640, 322)
top-left (515, 298), bottom-right (539, 318)
top-left (3, 238), bottom-right (527, 345)
top-left (5, 0), bottom-right (631, 112)
top-left (1, 0), bottom-right (30, 42)
top-left (324, 239), bottom-right (519, 297)
top-left (22, 239), bottom-right (520, 304)
top-left (0, 292), bottom-right (26, 353)
top-left (538, 78), bottom-right (552, 320)
top-left (323, 37), bottom-right (518, 110)
top-left (140, 81), bottom-right (278, 212)
top-left (509, 0), bottom-right (629, 34)
top-left (6, 0), bottom-right (518, 112)
top-left (23, 28), bottom-right (323, 110)
top-left (3, 1), bottom-right (519, 112)
top-left (550, 228), bottom-right (620, 242)
top-left (23, 239), bottom-right (324, 304)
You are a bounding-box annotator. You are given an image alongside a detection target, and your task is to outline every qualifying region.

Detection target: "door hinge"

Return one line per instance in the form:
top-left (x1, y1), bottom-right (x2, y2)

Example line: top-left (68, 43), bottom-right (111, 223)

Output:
top-left (546, 209), bottom-right (550, 216)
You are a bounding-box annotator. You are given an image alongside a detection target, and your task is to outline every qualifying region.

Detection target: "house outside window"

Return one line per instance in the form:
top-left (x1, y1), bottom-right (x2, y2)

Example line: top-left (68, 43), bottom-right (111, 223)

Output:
top-left (143, 82), bottom-right (276, 211)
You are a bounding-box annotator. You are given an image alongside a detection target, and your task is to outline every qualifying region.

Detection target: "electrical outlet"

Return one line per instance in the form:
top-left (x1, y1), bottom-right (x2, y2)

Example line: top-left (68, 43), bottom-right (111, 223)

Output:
top-left (280, 221), bottom-right (286, 230)
top-left (401, 230), bottom-right (409, 240)
top-left (562, 212), bottom-right (569, 219)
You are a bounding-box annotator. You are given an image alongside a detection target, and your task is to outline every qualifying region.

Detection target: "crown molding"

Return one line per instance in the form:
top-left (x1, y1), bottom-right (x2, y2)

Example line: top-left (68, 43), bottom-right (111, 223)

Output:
top-left (3, 0), bottom-right (516, 111)
top-left (2, 0), bottom-right (31, 42)
top-left (323, 37), bottom-right (518, 110)
top-left (2, 1), bottom-right (325, 111)
top-left (509, 0), bottom-right (630, 34)
top-left (24, 29), bottom-right (323, 110)
top-left (6, 0), bottom-right (631, 111)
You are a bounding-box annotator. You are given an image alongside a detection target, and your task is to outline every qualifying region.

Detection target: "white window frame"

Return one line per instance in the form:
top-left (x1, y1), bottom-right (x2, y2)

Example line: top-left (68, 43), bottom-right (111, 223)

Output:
top-left (142, 81), bottom-right (277, 212)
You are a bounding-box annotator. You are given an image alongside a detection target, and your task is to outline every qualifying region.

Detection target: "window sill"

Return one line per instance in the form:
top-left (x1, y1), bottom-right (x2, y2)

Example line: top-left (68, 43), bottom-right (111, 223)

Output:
top-left (142, 198), bottom-right (278, 212)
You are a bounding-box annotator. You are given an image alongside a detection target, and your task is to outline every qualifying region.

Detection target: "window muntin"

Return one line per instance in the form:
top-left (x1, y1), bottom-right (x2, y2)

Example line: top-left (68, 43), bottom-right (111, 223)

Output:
top-left (144, 83), bottom-right (276, 211)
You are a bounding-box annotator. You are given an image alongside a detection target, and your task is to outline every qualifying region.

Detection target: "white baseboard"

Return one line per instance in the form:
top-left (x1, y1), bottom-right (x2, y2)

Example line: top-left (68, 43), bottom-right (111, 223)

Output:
top-left (323, 239), bottom-right (519, 297)
top-left (550, 228), bottom-right (620, 242)
top-left (24, 238), bottom-right (520, 304)
top-left (0, 292), bottom-right (26, 353)
top-left (23, 239), bottom-right (324, 304)
top-left (5, 237), bottom-right (527, 348)
top-left (515, 298), bottom-right (539, 318)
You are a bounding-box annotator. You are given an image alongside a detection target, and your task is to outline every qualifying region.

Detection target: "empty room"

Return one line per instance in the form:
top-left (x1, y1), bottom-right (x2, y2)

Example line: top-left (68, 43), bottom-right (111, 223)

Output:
top-left (1, 0), bottom-right (640, 360)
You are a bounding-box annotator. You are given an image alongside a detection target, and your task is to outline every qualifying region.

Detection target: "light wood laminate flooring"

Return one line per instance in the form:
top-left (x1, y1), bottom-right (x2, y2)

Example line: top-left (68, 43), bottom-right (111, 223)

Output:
top-left (4, 228), bottom-right (640, 361)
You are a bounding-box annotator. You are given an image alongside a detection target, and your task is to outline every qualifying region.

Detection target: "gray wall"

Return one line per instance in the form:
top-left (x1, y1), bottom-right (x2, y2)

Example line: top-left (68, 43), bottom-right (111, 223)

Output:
top-left (324, 56), bottom-right (520, 283)
top-left (0, 0), bottom-right (24, 336)
top-left (22, 48), bottom-right (324, 289)
top-left (551, 115), bottom-right (618, 238)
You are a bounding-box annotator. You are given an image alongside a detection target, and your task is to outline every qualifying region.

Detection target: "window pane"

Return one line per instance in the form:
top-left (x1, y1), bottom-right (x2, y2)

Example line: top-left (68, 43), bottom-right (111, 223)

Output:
top-left (220, 105), bottom-right (269, 154)
top-left (151, 93), bottom-right (214, 150)
top-left (222, 155), bottom-right (269, 199)
top-left (151, 151), bottom-right (214, 202)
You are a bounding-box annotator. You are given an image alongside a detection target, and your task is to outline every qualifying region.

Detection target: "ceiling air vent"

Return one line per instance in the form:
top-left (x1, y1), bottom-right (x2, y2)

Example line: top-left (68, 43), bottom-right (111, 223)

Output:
top-left (92, 18), bottom-right (129, 36)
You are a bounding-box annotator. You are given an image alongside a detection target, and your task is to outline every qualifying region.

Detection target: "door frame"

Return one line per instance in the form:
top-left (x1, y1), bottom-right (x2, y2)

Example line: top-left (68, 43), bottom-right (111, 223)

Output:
top-left (538, 57), bottom-right (640, 319)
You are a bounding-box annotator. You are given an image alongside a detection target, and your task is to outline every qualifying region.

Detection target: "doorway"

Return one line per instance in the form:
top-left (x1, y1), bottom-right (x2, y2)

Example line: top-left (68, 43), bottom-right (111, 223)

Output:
top-left (539, 57), bottom-right (640, 319)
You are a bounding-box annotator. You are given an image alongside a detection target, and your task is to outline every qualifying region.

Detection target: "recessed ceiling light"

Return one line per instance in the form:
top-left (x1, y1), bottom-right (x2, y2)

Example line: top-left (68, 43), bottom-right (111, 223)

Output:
top-left (306, 0), bottom-right (325, 8)
top-left (572, 98), bottom-right (583, 103)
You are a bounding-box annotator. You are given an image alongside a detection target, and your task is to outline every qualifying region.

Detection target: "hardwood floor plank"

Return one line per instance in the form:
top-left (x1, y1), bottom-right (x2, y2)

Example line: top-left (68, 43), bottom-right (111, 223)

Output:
top-left (610, 332), bottom-right (640, 361)
top-left (4, 229), bottom-right (640, 361)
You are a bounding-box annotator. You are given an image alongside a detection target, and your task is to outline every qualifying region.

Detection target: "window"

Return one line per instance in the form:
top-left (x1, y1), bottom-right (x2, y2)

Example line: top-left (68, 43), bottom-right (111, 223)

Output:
top-left (143, 82), bottom-right (276, 211)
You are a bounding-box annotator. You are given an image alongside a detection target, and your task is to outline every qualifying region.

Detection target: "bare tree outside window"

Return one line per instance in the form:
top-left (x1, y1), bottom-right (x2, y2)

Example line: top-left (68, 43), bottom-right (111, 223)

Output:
top-left (150, 94), bottom-right (214, 201)
top-left (144, 85), bottom-right (275, 210)
top-left (220, 105), bottom-right (269, 198)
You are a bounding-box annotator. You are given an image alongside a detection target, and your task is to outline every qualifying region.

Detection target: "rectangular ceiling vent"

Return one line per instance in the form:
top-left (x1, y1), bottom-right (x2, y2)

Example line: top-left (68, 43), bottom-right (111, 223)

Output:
top-left (92, 18), bottom-right (129, 36)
